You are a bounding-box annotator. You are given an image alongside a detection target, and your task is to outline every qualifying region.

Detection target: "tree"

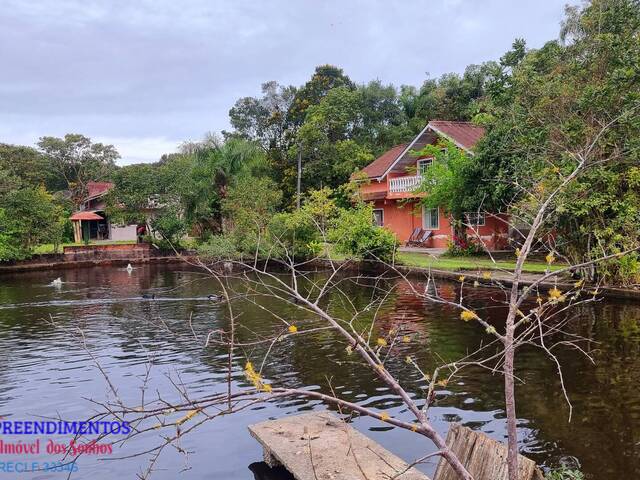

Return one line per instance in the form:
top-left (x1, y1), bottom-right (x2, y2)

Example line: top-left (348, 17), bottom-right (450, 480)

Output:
top-left (0, 186), bottom-right (64, 259)
top-left (228, 81), bottom-right (297, 151)
top-left (150, 206), bottom-right (187, 247)
top-left (470, 0), bottom-right (640, 282)
top-left (415, 140), bottom-right (479, 248)
top-left (288, 65), bottom-right (354, 126)
top-left (182, 136), bottom-right (266, 234)
top-left (37, 134), bottom-right (119, 208)
top-left (222, 175), bottom-right (282, 254)
top-left (0, 143), bottom-right (55, 192)
top-left (107, 163), bottom-right (162, 225)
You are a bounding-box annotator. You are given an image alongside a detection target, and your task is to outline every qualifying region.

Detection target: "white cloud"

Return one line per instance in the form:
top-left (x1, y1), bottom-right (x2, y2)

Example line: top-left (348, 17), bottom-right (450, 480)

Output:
top-left (95, 136), bottom-right (180, 165)
top-left (0, 0), bottom-right (570, 159)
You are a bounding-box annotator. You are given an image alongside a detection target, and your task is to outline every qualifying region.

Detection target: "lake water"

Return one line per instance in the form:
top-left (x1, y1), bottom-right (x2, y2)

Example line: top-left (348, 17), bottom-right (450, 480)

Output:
top-left (0, 264), bottom-right (638, 479)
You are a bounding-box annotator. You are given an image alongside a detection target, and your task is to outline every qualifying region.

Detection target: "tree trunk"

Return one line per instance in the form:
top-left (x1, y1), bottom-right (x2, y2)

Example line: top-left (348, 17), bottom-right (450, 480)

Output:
top-left (504, 316), bottom-right (519, 480)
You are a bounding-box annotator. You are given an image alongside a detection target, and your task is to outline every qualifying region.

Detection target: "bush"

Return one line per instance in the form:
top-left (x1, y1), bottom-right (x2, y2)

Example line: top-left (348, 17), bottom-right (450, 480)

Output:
top-left (267, 210), bottom-right (322, 259)
top-left (613, 252), bottom-right (640, 286)
top-left (329, 204), bottom-right (398, 262)
top-left (150, 207), bottom-right (187, 247)
top-left (197, 234), bottom-right (241, 261)
top-left (446, 235), bottom-right (485, 257)
top-left (545, 468), bottom-right (584, 480)
top-left (0, 187), bottom-right (64, 261)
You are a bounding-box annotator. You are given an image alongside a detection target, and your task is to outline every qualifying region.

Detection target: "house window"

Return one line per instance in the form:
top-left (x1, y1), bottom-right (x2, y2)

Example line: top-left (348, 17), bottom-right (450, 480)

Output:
top-left (372, 209), bottom-right (384, 227)
top-left (422, 207), bottom-right (439, 230)
top-left (417, 159), bottom-right (432, 175)
top-left (465, 212), bottom-right (486, 226)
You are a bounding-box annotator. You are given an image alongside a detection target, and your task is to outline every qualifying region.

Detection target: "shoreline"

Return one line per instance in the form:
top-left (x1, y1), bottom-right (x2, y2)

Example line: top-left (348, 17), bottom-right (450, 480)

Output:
top-left (2, 253), bottom-right (639, 302)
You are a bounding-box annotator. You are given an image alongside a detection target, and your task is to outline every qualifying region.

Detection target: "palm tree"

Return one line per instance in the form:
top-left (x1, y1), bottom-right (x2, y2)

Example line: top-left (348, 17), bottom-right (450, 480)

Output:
top-left (182, 134), bottom-right (265, 234)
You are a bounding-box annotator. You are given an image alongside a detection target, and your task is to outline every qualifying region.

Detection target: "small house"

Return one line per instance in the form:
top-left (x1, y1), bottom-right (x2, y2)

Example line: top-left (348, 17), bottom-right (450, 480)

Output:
top-left (354, 120), bottom-right (508, 250)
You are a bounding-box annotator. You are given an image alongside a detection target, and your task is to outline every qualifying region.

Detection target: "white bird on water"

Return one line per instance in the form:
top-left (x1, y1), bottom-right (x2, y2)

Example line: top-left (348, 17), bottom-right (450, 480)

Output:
top-left (126, 263), bottom-right (133, 273)
top-left (51, 277), bottom-right (62, 287)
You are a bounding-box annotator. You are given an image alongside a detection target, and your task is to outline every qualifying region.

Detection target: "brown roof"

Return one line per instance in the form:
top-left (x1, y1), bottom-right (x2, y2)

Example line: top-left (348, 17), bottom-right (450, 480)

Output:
top-left (86, 181), bottom-right (114, 199)
top-left (355, 143), bottom-right (408, 180)
top-left (356, 121), bottom-right (485, 181)
top-left (70, 211), bottom-right (104, 221)
top-left (427, 121), bottom-right (485, 151)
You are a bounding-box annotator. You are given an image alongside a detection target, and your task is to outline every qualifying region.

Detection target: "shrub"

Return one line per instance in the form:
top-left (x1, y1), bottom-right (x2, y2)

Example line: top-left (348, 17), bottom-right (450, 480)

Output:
top-left (0, 186), bottom-right (64, 261)
top-left (446, 235), bottom-right (485, 257)
top-left (329, 204), bottom-right (398, 262)
top-left (267, 210), bottom-right (322, 259)
top-left (197, 234), bottom-right (241, 261)
top-left (150, 207), bottom-right (187, 247)
top-left (614, 252), bottom-right (640, 286)
top-left (545, 468), bottom-right (584, 480)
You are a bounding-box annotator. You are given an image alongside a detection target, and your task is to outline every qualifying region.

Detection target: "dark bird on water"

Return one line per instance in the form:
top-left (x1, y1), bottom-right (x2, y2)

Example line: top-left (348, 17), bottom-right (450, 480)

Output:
top-left (142, 293), bottom-right (155, 299)
top-left (208, 294), bottom-right (222, 301)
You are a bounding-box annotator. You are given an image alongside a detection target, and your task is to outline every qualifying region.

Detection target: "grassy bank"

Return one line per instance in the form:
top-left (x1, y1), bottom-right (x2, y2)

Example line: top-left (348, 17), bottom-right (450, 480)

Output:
top-left (397, 251), bottom-right (563, 274)
top-left (34, 240), bottom-right (136, 255)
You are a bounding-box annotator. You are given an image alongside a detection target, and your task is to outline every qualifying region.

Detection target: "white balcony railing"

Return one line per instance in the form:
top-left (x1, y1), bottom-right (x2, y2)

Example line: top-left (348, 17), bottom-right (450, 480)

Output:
top-left (389, 175), bottom-right (422, 193)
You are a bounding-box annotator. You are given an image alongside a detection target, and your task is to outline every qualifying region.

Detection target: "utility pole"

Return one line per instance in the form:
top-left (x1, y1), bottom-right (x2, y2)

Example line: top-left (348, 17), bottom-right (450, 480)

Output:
top-left (296, 146), bottom-right (302, 210)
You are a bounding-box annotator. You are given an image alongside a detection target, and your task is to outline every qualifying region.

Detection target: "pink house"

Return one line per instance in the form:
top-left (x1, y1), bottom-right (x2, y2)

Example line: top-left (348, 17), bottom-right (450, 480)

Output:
top-left (355, 120), bottom-right (509, 250)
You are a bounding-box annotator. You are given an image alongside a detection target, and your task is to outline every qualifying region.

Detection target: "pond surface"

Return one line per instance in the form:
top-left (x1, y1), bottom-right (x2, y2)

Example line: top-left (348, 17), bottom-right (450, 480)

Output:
top-left (0, 264), bottom-right (638, 479)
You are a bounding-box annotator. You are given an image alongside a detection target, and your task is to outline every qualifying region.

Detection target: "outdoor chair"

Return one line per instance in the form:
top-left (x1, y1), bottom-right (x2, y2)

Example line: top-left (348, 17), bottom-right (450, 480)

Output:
top-left (415, 229), bottom-right (433, 247)
top-left (405, 227), bottom-right (424, 246)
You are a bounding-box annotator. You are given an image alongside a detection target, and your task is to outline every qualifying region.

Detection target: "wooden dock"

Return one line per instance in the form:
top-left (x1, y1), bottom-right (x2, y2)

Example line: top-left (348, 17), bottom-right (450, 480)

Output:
top-left (249, 412), bottom-right (545, 480)
top-left (249, 411), bottom-right (430, 480)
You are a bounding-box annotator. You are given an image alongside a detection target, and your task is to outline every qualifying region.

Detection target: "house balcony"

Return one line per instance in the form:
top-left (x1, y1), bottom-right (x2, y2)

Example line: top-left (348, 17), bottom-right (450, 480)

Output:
top-left (389, 175), bottom-right (422, 194)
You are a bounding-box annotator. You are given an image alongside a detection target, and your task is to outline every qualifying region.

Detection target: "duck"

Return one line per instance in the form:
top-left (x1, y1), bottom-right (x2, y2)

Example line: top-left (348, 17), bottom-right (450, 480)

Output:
top-left (207, 294), bottom-right (222, 302)
top-left (142, 293), bottom-right (156, 300)
top-left (51, 277), bottom-right (62, 287)
top-left (126, 263), bottom-right (133, 273)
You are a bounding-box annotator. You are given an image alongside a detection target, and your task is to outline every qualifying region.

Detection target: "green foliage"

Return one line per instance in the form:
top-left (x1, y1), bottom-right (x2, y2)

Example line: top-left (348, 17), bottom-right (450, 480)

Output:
top-left (266, 188), bottom-right (339, 260)
top-left (545, 467), bottom-right (584, 480)
top-left (184, 136), bottom-right (266, 234)
top-left (268, 210), bottom-right (322, 259)
top-left (108, 163), bottom-right (162, 224)
top-left (431, 0), bottom-right (640, 284)
top-left (289, 65), bottom-right (354, 125)
top-left (0, 186), bottom-right (65, 260)
top-left (222, 176), bottom-right (282, 254)
top-left (150, 207), bottom-right (187, 247)
top-left (329, 203), bottom-right (399, 262)
top-left (415, 141), bottom-right (477, 220)
top-left (196, 234), bottom-right (241, 261)
top-left (0, 143), bottom-right (55, 192)
top-left (37, 134), bottom-right (119, 207)
top-left (445, 238), bottom-right (485, 257)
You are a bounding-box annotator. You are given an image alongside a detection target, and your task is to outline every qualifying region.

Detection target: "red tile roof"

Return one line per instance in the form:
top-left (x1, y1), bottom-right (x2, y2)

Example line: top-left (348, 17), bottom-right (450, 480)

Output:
top-left (86, 181), bottom-right (114, 199)
top-left (70, 211), bottom-right (104, 221)
top-left (427, 121), bottom-right (485, 151)
top-left (355, 143), bottom-right (408, 180)
top-left (356, 121), bottom-right (485, 181)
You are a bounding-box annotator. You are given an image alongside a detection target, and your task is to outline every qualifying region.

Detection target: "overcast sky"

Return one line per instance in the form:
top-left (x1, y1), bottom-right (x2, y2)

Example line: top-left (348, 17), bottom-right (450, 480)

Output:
top-left (1, 0), bottom-right (570, 164)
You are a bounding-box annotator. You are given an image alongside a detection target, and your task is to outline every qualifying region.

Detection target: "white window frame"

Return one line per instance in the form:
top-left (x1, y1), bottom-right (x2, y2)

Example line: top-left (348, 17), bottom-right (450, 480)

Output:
top-left (416, 158), bottom-right (432, 176)
top-left (372, 208), bottom-right (384, 227)
top-left (422, 206), bottom-right (439, 230)
top-left (465, 212), bottom-right (486, 226)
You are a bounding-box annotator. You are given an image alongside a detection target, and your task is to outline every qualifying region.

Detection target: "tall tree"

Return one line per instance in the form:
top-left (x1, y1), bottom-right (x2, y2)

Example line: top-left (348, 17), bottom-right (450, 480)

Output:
top-left (37, 134), bottom-right (119, 208)
top-left (288, 65), bottom-right (354, 125)
top-left (0, 143), bottom-right (55, 193)
top-left (182, 136), bottom-right (266, 234)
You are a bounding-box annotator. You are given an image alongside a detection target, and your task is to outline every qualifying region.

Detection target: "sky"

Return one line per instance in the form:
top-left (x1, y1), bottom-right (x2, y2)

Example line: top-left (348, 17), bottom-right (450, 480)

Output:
top-left (0, 0), bottom-right (571, 165)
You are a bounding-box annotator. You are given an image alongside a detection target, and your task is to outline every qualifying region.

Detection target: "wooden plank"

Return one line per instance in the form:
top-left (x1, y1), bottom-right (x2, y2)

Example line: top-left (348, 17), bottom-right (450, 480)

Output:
top-left (433, 424), bottom-right (544, 480)
top-left (248, 412), bottom-right (430, 480)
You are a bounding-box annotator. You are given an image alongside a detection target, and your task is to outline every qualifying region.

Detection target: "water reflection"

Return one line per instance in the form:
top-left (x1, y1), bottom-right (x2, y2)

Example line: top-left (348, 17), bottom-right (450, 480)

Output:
top-left (0, 265), bottom-right (638, 479)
